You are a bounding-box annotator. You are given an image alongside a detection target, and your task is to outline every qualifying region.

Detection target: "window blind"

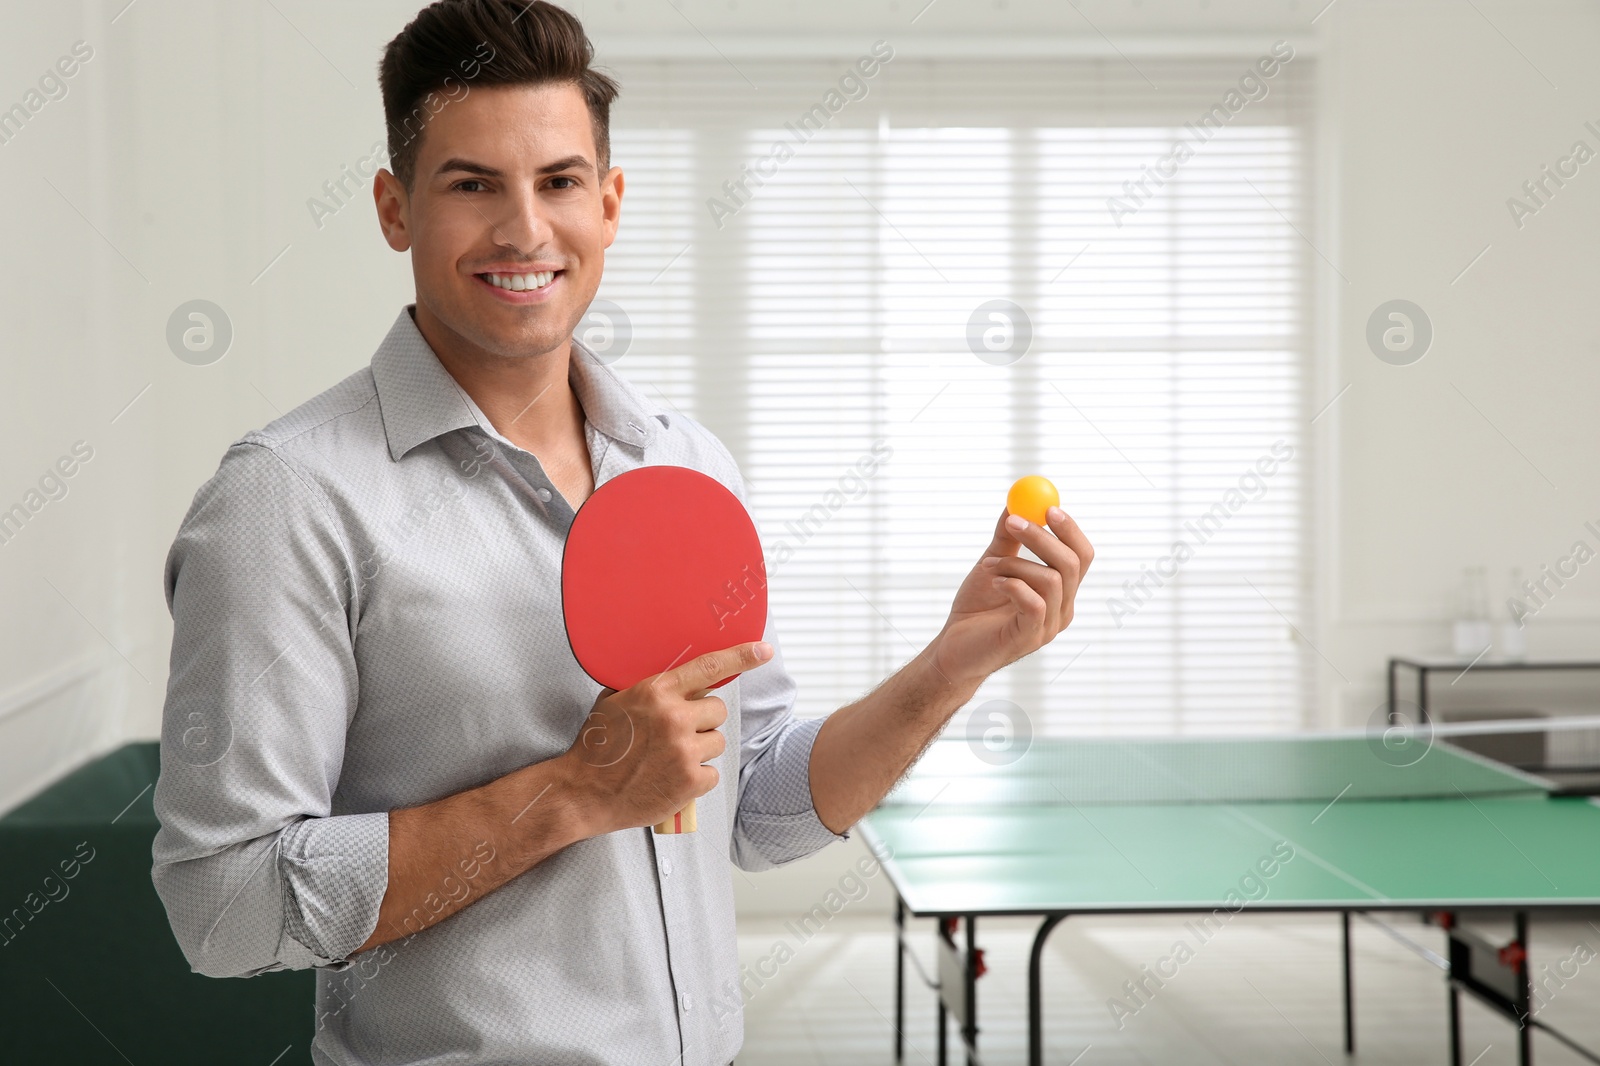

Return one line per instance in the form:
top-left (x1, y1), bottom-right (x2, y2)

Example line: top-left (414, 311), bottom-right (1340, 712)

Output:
top-left (593, 53), bottom-right (1314, 736)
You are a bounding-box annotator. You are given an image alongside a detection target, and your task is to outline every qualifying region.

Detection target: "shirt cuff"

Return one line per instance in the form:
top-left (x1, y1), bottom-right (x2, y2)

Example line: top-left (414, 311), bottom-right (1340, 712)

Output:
top-left (735, 714), bottom-right (851, 871)
top-left (278, 811), bottom-right (390, 967)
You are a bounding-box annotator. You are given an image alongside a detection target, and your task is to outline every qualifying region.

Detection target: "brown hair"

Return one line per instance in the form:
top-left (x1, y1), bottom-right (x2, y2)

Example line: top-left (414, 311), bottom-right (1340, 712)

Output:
top-left (378, 0), bottom-right (620, 193)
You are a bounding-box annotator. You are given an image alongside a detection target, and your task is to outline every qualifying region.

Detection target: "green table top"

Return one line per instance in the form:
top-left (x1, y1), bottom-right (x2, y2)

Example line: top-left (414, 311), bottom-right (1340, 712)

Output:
top-left (859, 736), bottom-right (1600, 915)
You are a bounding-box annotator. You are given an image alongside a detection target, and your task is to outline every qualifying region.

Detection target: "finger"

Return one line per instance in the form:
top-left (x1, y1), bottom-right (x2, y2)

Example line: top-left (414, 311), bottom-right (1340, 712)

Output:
top-left (984, 557), bottom-right (1063, 629)
top-left (692, 764), bottom-right (721, 799)
top-left (981, 506), bottom-right (1026, 560)
top-left (979, 547), bottom-right (1056, 605)
top-left (992, 574), bottom-right (1050, 628)
top-left (684, 695), bottom-right (728, 734)
top-left (691, 725), bottom-right (727, 764)
top-left (1044, 507), bottom-right (1094, 576)
top-left (1004, 512), bottom-right (1082, 589)
top-left (658, 640), bottom-right (773, 698)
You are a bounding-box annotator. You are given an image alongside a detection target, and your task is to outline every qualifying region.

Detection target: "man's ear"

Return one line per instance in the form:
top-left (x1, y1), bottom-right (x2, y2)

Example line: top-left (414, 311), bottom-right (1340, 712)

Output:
top-left (601, 165), bottom-right (624, 250)
top-left (375, 168), bottom-right (412, 252)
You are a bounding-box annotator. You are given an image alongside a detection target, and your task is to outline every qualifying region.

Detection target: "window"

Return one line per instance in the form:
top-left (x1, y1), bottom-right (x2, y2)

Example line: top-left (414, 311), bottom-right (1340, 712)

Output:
top-left (595, 53), bottom-right (1314, 735)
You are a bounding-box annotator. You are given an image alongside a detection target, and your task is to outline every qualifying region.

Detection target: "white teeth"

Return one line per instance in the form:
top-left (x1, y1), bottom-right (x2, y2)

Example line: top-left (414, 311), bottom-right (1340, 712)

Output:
top-left (483, 271), bottom-right (555, 292)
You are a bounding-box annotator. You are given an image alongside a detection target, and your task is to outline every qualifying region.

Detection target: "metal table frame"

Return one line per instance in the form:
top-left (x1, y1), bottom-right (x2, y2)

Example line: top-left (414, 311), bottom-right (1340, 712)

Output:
top-left (889, 892), bottom-right (1600, 1066)
top-left (1388, 656), bottom-right (1600, 728)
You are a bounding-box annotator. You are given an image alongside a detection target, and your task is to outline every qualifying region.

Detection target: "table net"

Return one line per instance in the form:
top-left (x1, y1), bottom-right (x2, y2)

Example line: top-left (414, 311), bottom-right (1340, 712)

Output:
top-left (874, 724), bottom-right (1595, 808)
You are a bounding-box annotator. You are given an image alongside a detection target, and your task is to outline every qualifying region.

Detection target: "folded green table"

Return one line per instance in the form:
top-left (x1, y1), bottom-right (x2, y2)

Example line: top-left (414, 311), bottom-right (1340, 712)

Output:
top-left (0, 742), bottom-right (314, 1065)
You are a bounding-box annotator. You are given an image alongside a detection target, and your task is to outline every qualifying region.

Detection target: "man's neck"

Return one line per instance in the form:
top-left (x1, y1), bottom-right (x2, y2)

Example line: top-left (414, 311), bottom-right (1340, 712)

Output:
top-left (410, 302), bottom-right (583, 458)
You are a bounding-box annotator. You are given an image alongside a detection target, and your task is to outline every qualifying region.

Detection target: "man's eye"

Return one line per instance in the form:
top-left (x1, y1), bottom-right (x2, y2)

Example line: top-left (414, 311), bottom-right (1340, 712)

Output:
top-left (453, 179), bottom-right (486, 193)
top-left (549, 176), bottom-right (578, 190)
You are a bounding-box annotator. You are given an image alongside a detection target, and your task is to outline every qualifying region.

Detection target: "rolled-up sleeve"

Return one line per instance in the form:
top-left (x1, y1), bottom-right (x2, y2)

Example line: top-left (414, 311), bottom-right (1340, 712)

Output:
top-left (730, 635), bottom-right (851, 871)
top-left (152, 440), bottom-right (389, 978)
top-left (698, 432), bottom-right (851, 872)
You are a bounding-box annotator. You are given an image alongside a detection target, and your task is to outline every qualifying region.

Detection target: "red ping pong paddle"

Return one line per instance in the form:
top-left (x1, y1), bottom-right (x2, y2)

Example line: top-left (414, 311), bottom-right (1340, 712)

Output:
top-left (561, 464), bottom-right (769, 834)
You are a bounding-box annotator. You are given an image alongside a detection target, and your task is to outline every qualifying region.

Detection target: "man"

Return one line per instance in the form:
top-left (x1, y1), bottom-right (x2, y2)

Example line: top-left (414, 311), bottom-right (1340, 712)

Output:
top-left (151, 1), bottom-right (1091, 1063)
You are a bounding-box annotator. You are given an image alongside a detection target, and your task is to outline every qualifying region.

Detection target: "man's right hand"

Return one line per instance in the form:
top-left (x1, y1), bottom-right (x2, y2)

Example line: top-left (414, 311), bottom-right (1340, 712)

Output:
top-left (562, 640), bottom-right (774, 835)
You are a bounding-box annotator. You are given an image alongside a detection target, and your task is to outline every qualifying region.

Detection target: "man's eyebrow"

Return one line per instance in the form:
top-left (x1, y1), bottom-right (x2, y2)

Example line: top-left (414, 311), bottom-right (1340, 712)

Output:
top-left (436, 158), bottom-right (503, 179)
top-left (435, 154), bottom-right (594, 179)
top-left (537, 154), bottom-right (594, 175)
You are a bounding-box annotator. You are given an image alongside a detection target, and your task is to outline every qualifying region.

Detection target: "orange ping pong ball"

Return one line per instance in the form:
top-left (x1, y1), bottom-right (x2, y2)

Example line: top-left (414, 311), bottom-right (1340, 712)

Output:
top-left (1006, 476), bottom-right (1059, 527)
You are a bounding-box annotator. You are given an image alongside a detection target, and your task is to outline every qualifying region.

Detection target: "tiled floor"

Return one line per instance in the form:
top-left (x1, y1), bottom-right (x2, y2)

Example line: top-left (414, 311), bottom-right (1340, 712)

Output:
top-left (733, 911), bottom-right (1600, 1065)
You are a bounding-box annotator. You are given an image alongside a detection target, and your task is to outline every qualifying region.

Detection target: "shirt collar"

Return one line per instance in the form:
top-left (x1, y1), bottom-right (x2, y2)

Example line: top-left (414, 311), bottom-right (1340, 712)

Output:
top-left (370, 304), bottom-right (664, 462)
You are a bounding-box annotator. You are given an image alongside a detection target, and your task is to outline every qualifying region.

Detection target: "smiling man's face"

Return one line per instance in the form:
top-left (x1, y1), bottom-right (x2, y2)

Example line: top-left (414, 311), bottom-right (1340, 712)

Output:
top-left (376, 81), bottom-right (622, 363)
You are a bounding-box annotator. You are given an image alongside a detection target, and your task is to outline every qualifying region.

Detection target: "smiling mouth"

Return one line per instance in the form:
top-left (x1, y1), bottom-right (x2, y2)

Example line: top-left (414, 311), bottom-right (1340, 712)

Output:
top-left (476, 270), bottom-right (560, 292)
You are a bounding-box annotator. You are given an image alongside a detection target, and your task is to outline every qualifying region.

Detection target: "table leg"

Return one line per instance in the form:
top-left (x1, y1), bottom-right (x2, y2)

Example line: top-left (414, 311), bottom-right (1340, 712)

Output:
top-left (1387, 659), bottom-right (1398, 724)
top-left (937, 917), bottom-right (950, 1066)
top-left (1029, 914), bottom-right (1068, 1066)
top-left (1449, 982), bottom-right (1462, 1066)
top-left (1516, 911), bottom-right (1532, 1066)
top-left (1343, 910), bottom-right (1355, 1056)
top-left (965, 916), bottom-right (978, 1066)
top-left (895, 895), bottom-right (905, 1063)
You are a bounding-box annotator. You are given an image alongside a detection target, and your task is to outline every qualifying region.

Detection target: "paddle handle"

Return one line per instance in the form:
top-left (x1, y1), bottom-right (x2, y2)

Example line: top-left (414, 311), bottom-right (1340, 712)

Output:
top-left (653, 799), bottom-right (697, 835)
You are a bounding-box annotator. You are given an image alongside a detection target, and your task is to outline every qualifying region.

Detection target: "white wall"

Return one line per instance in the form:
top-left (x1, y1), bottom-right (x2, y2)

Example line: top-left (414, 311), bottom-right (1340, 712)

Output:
top-left (0, 1), bottom-right (137, 811)
top-left (1316, 0), bottom-right (1600, 728)
top-left (3, 0), bottom-right (1598, 909)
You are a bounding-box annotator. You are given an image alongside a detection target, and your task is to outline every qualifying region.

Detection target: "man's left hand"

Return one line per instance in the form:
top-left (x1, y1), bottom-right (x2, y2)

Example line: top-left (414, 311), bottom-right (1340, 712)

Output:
top-left (927, 505), bottom-right (1093, 688)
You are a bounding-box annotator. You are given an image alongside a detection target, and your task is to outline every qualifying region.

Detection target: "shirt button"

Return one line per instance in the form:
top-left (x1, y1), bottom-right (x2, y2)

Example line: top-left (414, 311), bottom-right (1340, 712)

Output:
top-left (660, 857), bottom-right (672, 877)
top-left (535, 487), bottom-right (552, 502)
top-left (680, 991), bottom-right (693, 1012)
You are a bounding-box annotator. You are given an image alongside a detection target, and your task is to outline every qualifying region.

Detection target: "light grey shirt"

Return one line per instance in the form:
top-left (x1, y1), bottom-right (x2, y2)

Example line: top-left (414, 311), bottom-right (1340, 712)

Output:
top-left (151, 305), bottom-right (849, 1066)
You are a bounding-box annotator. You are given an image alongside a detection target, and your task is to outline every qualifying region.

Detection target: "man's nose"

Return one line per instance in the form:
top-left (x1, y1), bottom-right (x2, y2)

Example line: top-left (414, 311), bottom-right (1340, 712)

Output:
top-left (489, 185), bottom-right (555, 255)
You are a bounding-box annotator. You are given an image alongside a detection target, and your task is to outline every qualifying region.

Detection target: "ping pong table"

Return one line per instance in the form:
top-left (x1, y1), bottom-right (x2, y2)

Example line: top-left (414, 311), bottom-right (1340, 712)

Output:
top-left (858, 734), bottom-right (1600, 1065)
